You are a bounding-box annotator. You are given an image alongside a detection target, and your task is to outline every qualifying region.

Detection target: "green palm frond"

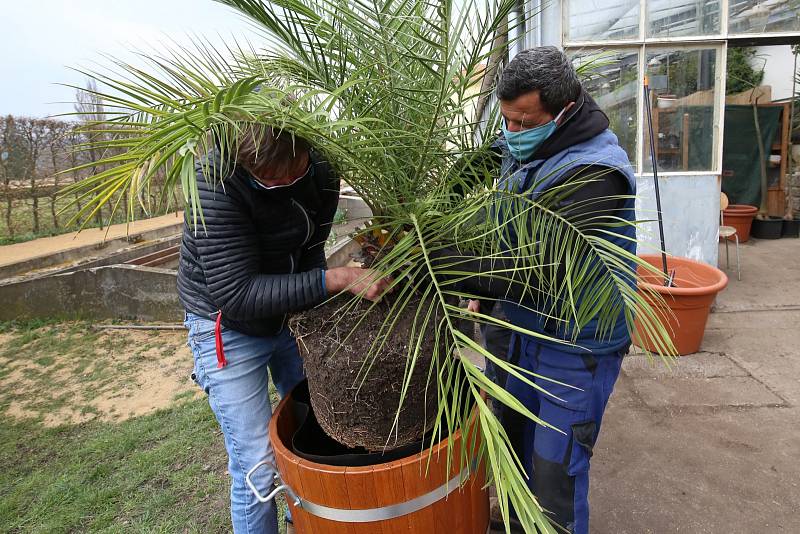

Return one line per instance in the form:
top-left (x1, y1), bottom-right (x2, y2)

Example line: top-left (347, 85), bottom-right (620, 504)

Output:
top-left (62, 1), bottom-right (675, 532)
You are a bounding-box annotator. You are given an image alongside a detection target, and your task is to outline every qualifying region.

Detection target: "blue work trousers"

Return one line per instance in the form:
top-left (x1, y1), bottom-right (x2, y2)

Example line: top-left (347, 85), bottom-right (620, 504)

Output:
top-left (502, 335), bottom-right (625, 534)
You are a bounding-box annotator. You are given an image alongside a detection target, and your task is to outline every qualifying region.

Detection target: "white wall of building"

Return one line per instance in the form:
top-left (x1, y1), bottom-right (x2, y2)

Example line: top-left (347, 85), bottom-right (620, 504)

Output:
top-left (635, 175), bottom-right (720, 266)
top-left (753, 45), bottom-right (796, 101)
top-left (525, 0), bottom-right (723, 266)
top-left (520, 0), bottom-right (800, 267)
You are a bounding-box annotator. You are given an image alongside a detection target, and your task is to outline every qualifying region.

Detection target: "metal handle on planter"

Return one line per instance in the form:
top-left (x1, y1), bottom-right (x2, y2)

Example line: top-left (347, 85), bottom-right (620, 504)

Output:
top-left (247, 459), bottom-right (476, 523)
top-left (246, 460), bottom-right (300, 506)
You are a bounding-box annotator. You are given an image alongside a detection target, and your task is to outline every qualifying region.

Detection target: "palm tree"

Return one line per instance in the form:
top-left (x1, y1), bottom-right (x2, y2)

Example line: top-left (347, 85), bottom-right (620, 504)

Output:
top-left (62, 1), bottom-right (674, 531)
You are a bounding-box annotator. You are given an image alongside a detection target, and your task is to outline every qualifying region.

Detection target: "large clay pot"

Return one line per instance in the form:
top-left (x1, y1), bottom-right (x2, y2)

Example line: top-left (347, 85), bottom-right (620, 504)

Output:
top-left (633, 255), bottom-right (728, 356)
top-left (722, 204), bottom-right (758, 242)
top-left (263, 385), bottom-right (489, 534)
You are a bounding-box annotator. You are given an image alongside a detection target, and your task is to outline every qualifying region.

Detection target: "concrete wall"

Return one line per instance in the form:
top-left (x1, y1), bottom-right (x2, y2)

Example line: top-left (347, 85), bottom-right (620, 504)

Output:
top-left (635, 174), bottom-right (720, 265)
top-left (0, 265), bottom-right (181, 322)
top-left (0, 242), bottom-right (357, 323)
top-left (0, 224), bottom-right (182, 280)
top-left (0, 196), bottom-right (373, 323)
top-left (1, 235), bottom-right (182, 285)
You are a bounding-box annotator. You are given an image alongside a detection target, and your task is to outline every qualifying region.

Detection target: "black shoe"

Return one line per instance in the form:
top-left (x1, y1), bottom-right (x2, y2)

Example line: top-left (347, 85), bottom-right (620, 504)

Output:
top-left (488, 517), bottom-right (526, 534)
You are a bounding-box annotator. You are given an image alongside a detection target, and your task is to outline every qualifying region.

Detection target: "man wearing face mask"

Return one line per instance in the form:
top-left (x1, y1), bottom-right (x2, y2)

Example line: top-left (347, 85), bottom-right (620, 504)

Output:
top-left (444, 47), bottom-right (636, 534)
top-left (178, 126), bottom-right (391, 534)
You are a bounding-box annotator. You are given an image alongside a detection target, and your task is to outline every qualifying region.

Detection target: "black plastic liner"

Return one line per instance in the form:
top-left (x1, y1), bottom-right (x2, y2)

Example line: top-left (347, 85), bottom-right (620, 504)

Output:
top-left (288, 380), bottom-right (431, 467)
top-left (782, 219), bottom-right (800, 238)
top-left (751, 217), bottom-right (783, 239)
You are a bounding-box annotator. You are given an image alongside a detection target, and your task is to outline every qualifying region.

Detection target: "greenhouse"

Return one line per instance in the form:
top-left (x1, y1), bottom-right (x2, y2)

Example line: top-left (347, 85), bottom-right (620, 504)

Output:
top-left (511, 0), bottom-right (800, 263)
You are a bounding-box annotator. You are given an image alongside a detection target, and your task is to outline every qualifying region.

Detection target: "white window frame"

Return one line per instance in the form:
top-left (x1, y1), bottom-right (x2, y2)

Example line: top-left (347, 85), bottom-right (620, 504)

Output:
top-left (564, 41), bottom-right (726, 175)
top-left (562, 0), bottom-right (800, 45)
top-left (558, 0), bottom-right (800, 177)
top-left (569, 47), bottom-right (643, 169)
top-left (640, 42), bottom-right (727, 176)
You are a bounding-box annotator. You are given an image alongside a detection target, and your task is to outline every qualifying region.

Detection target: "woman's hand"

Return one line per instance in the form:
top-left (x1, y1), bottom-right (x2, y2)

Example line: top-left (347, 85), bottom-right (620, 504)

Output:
top-left (325, 267), bottom-right (394, 301)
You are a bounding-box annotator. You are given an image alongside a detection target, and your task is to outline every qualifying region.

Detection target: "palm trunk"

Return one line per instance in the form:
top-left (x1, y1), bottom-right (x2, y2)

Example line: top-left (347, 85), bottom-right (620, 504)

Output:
top-left (786, 52), bottom-right (797, 220)
top-left (31, 178), bottom-right (40, 234)
top-left (50, 148), bottom-right (60, 229)
top-left (4, 197), bottom-right (12, 239)
top-left (752, 98), bottom-right (769, 218)
top-left (474, 15), bottom-right (508, 130)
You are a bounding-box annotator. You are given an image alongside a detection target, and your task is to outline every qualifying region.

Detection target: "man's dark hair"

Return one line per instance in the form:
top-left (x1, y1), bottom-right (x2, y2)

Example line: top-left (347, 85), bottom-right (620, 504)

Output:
top-left (496, 46), bottom-right (582, 115)
top-left (235, 124), bottom-right (310, 177)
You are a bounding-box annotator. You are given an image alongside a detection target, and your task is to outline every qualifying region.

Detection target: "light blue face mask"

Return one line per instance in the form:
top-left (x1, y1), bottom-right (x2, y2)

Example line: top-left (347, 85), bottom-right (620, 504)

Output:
top-left (502, 107), bottom-right (567, 162)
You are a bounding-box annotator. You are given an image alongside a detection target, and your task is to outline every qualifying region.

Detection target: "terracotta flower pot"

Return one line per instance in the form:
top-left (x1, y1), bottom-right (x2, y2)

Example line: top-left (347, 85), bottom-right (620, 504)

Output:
top-left (264, 384), bottom-right (489, 534)
top-left (633, 255), bottom-right (728, 356)
top-left (722, 204), bottom-right (758, 242)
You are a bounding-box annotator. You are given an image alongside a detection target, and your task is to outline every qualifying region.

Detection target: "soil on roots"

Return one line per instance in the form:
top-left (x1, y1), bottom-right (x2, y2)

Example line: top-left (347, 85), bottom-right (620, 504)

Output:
top-left (291, 294), bottom-right (442, 451)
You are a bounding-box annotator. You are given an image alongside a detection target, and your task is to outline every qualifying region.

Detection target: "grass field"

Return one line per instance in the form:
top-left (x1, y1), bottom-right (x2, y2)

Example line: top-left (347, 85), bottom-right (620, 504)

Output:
top-left (0, 197), bottom-right (105, 245)
top-left (0, 320), bottom-right (287, 533)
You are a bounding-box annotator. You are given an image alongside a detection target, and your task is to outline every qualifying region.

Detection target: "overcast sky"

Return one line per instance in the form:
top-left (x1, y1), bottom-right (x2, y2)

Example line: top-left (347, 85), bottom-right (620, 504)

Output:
top-left (1, 1), bottom-right (257, 118)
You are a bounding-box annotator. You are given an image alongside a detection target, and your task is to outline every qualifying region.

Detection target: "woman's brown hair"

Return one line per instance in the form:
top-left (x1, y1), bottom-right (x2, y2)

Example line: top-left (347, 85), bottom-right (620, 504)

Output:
top-left (235, 125), bottom-right (310, 178)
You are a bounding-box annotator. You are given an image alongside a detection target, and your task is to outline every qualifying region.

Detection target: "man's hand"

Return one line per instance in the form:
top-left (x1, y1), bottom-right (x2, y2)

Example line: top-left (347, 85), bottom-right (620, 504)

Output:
top-left (467, 299), bottom-right (481, 313)
top-left (325, 267), bottom-right (394, 302)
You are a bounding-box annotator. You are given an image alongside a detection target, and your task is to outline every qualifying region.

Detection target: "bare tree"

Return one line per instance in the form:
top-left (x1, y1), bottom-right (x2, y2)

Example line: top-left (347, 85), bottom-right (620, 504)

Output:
top-left (74, 79), bottom-right (108, 227)
top-left (0, 116), bottom-right (24, 237)
top-left (0, 82), bottom-right (175, 242)
top-left (66, 125), bottom-right (84, 214)
top-left (46, 120), bottom-right (71, 229)
top-left (15, 118), bottom-right (51, 234)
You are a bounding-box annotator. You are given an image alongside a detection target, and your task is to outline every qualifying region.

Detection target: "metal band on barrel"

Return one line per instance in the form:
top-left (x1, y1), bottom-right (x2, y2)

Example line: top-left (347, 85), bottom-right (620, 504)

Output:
top-left (246, 459), bottom-right (478, 523)
top-left (297, 463), bottom-right (474, 523)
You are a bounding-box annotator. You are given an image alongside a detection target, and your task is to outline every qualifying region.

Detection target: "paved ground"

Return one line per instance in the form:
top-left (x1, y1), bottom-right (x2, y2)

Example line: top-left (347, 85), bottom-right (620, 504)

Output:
top-left (591, 237), bottom-right (800, 533)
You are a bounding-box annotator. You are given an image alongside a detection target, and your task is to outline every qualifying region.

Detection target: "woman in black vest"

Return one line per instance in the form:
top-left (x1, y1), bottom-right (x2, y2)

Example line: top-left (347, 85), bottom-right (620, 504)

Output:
top-left (178, 126), bottom-right (390, 534)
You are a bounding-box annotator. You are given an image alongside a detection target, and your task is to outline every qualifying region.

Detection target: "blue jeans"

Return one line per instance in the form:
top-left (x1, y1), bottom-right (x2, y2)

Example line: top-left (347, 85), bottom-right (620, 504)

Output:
top-left (185, 312), bottom-right (305, 534)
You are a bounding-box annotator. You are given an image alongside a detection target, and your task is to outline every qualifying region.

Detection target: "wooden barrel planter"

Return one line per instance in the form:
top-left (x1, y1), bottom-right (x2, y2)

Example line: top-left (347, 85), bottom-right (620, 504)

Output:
top-left (254, 384), bottom-right (489, 534)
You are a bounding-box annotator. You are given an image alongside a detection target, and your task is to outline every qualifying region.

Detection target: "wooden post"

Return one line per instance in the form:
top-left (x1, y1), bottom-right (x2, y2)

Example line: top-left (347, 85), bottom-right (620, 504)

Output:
top-left (682, 112), bottom-right (690, 171)
top-left (652, 105), bottom-right (660, 167)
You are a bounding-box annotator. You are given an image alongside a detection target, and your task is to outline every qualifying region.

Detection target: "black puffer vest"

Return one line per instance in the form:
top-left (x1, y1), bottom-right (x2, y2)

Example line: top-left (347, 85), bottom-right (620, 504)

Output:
top-left (177, 150), bottom-right (340, 337)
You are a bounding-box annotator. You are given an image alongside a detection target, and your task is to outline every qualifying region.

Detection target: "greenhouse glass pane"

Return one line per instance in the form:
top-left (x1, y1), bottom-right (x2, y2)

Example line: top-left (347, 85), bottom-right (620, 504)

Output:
top-left (647, 0), bottom-right (721, 37)
top-left (643, 48), bottom-right (718, 172)
top-left (729, 0), bottom-right (800, 34)
top-left (566, 0), bottom-right (639, 42)
top-left (572, 51), bottom-right (640, 169)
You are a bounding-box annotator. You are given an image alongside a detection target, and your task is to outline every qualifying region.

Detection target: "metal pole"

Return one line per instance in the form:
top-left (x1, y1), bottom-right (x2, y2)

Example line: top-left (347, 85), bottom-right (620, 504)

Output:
top-left (643, 76), bottom-right (670, 284)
